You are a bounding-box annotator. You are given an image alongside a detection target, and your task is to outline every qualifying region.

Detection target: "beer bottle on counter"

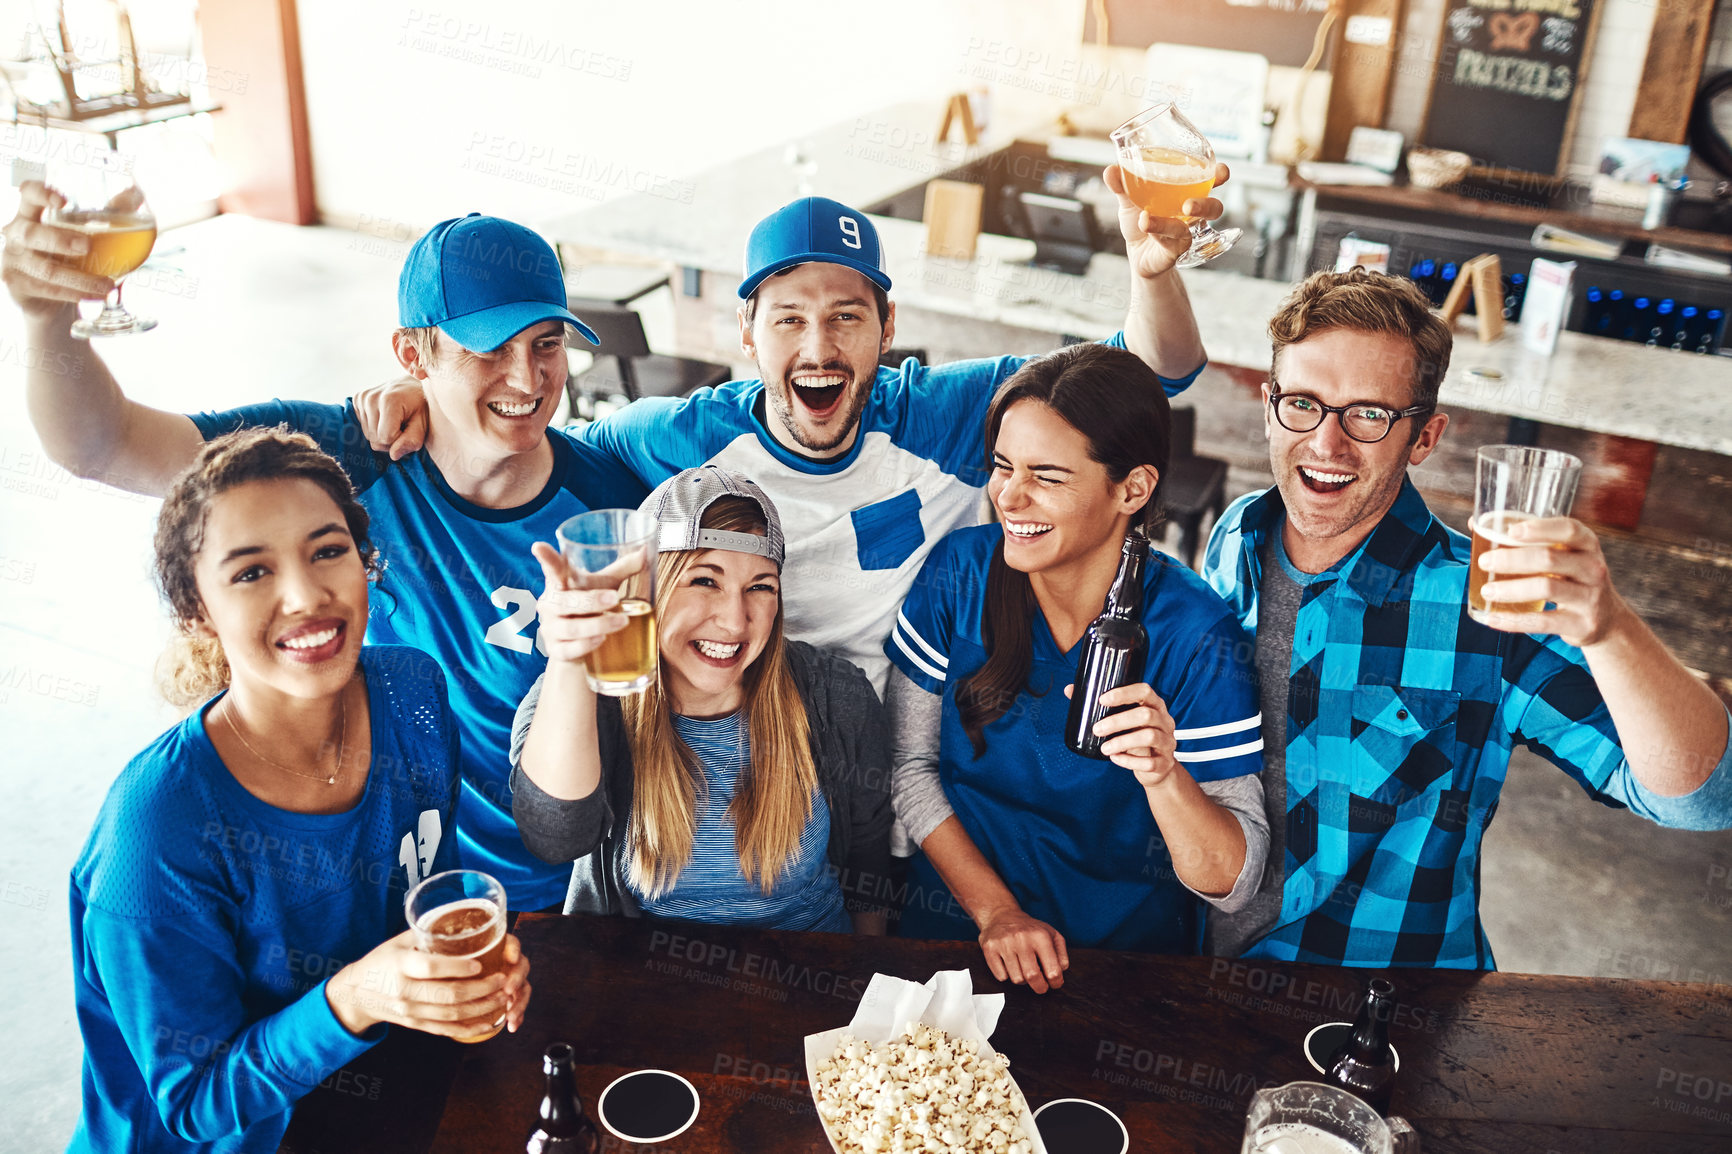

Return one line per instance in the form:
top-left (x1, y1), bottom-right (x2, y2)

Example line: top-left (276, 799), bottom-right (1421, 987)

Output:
top-left (1325, 977), bottom-right (1398, 1115)
top-left (1063, 527), bottom-right (1149, 760)
top-left (526, 1042), bottom-right (601, 1153)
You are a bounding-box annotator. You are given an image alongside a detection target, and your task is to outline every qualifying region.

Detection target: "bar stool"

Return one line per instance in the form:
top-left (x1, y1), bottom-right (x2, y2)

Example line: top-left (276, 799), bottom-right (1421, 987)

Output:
top-left (563, 303), bottom-right (732, 418)
top-left (1160, 406), bottom-right (1228, 570)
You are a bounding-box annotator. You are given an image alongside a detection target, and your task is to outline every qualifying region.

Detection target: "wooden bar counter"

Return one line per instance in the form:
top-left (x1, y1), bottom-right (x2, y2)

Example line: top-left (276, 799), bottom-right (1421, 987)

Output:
top-left (283, 913), bottom-right (1732, 1153)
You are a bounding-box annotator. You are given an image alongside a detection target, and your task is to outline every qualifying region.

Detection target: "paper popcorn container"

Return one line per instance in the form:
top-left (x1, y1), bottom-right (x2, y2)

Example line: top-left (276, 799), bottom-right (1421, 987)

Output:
top-left (803, 970), bottom-right (1047, 1154)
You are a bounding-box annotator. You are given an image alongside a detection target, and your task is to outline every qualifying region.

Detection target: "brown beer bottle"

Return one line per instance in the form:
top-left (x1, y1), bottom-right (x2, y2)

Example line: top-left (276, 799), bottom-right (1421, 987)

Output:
top-left (1324, 977), bottom-right (1397, 1114)
top-left (1063, 528), bottom-right (1150, 759)
top-left (526, 1043), bottom-right (601, 1153)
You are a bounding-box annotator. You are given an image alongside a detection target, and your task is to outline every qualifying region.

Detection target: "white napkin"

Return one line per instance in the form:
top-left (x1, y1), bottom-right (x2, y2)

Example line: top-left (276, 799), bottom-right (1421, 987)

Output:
top-left (804, 970), bottom-right (1047, 1153)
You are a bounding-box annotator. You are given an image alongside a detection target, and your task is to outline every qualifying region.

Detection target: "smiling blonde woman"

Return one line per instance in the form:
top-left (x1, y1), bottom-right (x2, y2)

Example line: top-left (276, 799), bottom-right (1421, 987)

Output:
top-left (510, 466), bottom-right (893, 931)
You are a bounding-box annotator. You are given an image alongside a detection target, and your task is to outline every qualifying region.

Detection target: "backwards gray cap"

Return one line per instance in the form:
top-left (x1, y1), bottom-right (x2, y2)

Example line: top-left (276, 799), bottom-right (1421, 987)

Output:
top-left (638, 465), bottom-right (785, 567)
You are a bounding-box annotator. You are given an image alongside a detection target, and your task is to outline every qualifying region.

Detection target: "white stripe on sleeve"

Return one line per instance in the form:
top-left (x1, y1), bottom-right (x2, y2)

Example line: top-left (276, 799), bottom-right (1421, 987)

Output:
top-left (1173, 737), bottom-right (1264, 764)
top-left (1173, 714), bottom-right (1262, 742)
top-left (896, 610), bottom-right (948, 669)
top-left (891, 626), bottom-right (946, 684)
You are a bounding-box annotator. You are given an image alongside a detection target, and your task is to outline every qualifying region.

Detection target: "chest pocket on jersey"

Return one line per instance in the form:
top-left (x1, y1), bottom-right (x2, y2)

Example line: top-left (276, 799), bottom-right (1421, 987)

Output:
top-left (852, 489), bottom-right (924, 571)
top-left (1349, 685), bottom-right (1462, 802)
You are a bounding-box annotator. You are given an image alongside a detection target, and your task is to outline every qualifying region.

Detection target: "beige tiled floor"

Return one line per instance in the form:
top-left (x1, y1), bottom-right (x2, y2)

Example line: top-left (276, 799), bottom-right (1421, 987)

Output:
top-left (2, 216), bottom-right (1727, 1149)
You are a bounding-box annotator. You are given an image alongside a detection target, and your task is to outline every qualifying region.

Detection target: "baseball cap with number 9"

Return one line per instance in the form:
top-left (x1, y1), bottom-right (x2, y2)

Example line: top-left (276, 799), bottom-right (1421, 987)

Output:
top-left (737, 196), bottom-right (893, 300)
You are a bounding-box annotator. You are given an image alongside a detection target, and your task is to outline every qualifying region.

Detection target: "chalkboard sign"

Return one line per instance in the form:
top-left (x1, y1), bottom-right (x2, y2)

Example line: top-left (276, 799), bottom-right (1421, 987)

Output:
top-left (1082, 0), bottom-right (1334, 70)
top-left (1421, 0), bottom-right (1602, 178)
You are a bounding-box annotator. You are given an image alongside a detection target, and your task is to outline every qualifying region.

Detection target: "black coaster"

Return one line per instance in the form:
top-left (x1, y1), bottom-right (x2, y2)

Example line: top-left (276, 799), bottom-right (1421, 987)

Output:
top-left (596, 1069), bottom-right (700, 1144)
top-left (1032, 1098), bottom-right (1128, 1154)
top-left (1303, 1022), bottom-right (1401, 1075)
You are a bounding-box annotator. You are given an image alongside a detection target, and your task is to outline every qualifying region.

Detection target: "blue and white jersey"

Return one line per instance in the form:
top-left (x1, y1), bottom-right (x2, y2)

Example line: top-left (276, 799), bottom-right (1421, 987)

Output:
top-left (190, 401), bottom-right (650, 910)
top-left (578, 336), bottom-right (1202, 695)
top-left (68, 646), bottom-right (460, 1154)
top-left (886, 525), bottom-right (1261, 951)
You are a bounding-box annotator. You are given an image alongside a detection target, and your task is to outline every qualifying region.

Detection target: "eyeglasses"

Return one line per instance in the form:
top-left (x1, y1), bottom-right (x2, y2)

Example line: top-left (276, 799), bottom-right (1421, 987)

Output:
top-left (1267, 389), bottom-right (1433, 444)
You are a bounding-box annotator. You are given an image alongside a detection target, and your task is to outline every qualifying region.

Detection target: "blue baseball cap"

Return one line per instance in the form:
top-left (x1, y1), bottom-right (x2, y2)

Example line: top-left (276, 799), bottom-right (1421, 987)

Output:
top-left (399, 213), bottom-right (599, 350)
top-left (738, 196), bottom-right (892, 300)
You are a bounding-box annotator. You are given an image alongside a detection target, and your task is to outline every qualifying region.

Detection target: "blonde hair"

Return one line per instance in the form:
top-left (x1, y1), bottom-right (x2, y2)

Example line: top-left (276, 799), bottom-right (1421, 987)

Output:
top-left (152, 428), bottom-right (378, 708)
top-left (1268, 267), bottom-right (1453, 414)
top-left (621, 497), bottom-right (818, 897)
top-left (395, 325), bottom-right (442, 370)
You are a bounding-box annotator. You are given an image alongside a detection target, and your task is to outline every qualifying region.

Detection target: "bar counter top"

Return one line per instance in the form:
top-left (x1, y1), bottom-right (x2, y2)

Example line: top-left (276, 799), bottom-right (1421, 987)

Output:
top-left (547, 102), bottom-right (1732, 458)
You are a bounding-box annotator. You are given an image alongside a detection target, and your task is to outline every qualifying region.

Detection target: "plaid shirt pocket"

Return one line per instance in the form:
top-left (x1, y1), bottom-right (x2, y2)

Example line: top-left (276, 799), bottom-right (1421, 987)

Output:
top-left (1349, 685), bottom-right (1463, 802)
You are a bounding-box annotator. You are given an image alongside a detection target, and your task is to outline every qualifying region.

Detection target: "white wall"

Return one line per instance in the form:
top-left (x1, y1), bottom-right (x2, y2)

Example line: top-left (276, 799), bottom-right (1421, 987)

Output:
top-left (296, 0), bottom-right (1086, 236)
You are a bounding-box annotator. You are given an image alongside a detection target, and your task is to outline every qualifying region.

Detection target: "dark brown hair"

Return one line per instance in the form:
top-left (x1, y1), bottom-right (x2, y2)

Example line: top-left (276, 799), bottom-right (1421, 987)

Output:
top-left (1268, 267), bottom-right (1453, 422)
top-left (742, 269), bottom-right (890, 328)
top-left (153, 427), bottom-right (379, 706)
top-left (955, 342), bottom-right (1171, 755)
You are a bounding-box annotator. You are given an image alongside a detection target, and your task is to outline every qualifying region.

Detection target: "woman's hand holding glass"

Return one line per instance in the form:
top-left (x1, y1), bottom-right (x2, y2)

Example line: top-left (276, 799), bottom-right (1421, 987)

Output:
top-left (528, 541), bottom-right (629, 665)
top-left (1066, 681), bottom-right (1179, 788)
top-left (324, 928), bottom-right (532, 1039)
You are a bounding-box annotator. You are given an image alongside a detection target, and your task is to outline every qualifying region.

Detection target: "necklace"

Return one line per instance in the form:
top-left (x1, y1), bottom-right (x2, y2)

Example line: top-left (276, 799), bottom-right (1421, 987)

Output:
top-left (223, 687), bottom-right (349, 786)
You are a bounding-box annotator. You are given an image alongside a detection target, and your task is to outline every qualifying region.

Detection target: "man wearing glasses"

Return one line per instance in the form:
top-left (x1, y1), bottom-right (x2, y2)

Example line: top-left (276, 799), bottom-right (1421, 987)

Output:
top-left (1202, 268), bottom-right (1732, 967)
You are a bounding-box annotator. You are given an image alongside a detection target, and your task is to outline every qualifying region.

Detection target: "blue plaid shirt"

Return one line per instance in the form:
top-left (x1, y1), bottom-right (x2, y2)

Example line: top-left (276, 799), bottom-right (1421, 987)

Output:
top-left (1202, 478), bottom-right (1732, 968)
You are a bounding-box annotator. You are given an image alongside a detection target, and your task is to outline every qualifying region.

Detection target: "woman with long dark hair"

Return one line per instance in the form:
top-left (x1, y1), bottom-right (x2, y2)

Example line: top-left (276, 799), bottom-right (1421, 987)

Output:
top-left (887, 342), bottom-right (1268, 989)
top-left (68, 429), bottom-right (531, 1154)
top-left (511, 466), bottom-right (892, 929)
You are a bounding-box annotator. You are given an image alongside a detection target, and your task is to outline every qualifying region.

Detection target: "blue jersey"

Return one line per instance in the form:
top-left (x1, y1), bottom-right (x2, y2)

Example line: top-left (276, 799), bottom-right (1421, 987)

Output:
top-left (68, 645), bottom-right (460, 1154)
top-left (886, 525), bottom-right (1261, 952)
top-left (190, 401), bottom-right (650, 910)
top-left (577, 337), bottom-right (1202, 694)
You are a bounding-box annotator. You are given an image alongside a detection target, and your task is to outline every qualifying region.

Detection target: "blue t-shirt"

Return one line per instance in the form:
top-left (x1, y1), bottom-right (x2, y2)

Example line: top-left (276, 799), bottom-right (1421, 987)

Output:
top-left (68, 645), bottom-right (461, 1154)
top-left (629, 710), bottom-right (849, 932)
top-left (577, 337), bottom-right (1202, 694)
top-left (885, 525), bottom-right (1262, 952)
top-left (189, 401), bottom-right (650, 910)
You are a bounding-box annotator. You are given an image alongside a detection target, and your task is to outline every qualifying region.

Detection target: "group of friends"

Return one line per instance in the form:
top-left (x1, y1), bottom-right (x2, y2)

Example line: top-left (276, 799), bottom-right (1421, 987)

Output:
top-left (6, 161), bottom-right (1730, 1153)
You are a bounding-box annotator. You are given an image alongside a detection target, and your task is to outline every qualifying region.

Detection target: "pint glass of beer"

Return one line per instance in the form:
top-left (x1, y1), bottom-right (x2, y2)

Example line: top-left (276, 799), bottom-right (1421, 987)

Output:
top-left (557, 509), bottom-right (659, 695)
top-left (43, 152), bottom-right (159, 338)
top-left (405, 869), bottom-right (508, 1043)
top-left (1110, 102), bottom-right (1241, 268)
top-left (1468, 445), bottom-right (1582, 623)
top-left (1242, 1082), bottom-right (1393, 1154)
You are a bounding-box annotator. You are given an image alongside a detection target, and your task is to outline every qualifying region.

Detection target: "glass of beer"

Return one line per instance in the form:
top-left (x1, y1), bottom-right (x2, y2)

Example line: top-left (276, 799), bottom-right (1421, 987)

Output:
top-left (1110, 102), bottom-right (1241, 269)
top-left (404, 869), bottom-right (508, 1043)
top-left (1468, 445), bottom-right (1582, 624)
top-left (557, 508), bottom-right (659, 695)
top-left (43, 152), bottom-right (159, 339)
top-left (1242, 1082), bottom-right (1393, 1154)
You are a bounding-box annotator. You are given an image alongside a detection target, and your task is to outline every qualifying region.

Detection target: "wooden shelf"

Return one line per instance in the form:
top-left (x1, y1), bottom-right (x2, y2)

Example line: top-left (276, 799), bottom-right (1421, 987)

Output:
top-left (1303, 179), bottom-right (1732, 256)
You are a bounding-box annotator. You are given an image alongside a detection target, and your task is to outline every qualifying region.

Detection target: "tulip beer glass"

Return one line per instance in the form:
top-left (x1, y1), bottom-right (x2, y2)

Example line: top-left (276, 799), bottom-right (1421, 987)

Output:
top-left (557, 508), bottom-right (659, 695)
top-left (44, 151), bottom-right (158, 338)
top-left (1110, 102), bottom-right (1241, 268)
top-left (1468, 445), bottom-right (1582, 623)
top-left (404, 869), bottom-right (508, 1043)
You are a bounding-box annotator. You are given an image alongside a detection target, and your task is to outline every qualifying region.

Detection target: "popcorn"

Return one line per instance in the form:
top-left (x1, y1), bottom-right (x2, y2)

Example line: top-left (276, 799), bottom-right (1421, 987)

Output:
top-left (814, 1023), bottom-right (1034, 1154)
